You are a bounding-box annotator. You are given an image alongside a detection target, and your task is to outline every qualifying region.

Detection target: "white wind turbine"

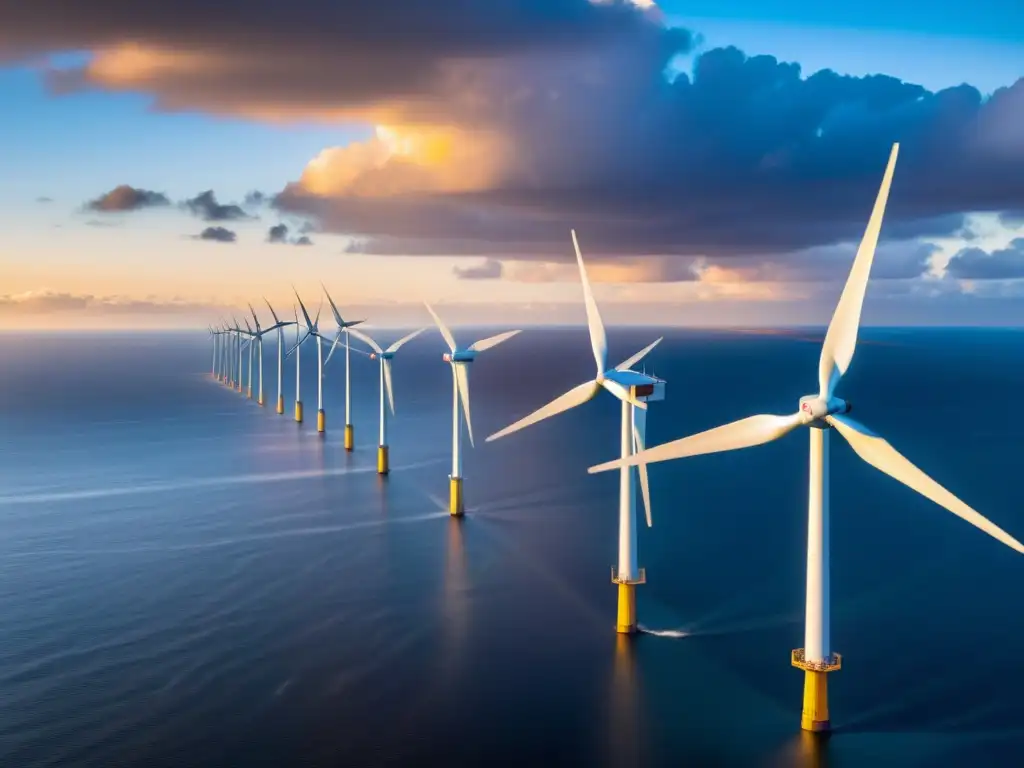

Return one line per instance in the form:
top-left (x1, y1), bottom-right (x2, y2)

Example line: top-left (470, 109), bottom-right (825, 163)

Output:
top-left (248, 303), bottom-right (291, 408)
top-left (243, 316), bottom-right (256, 400)
top-left (344, 325), bottom-right (428, 474)
top-left (208, 326), bottom-right (221, 381)
top-left (289, 290), bottom-right (327, 432)
top-left (264, 299), bottom-right (296, 415)
top-left (231, 316), bottom-right (254, 394)
top-left (487, 229), bottom-right (664, 634)
top-left (321, 285), bottom-right (366, 451)
top-left (588, 143), bottom-right (1024, 732)
top-left (424, 302), bottom-right (521, 515)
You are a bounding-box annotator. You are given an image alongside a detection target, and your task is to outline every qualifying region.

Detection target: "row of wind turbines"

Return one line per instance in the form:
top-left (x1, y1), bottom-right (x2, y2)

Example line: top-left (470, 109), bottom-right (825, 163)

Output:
top-left (206, 142), bottom-right (1023, 735)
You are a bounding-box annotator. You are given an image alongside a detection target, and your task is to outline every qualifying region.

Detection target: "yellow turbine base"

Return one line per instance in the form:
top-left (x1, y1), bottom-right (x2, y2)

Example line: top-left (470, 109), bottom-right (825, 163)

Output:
top-left (247, 386), bottom-right (252, 399)
top-left (449, 476), bottom-right (464, 516)
top-left (344, 424), bottom-right (354, 451)
top-left (317, 409), bottom-right (326, 433)
top-left (258, 395), bottom-right (264, 407)
top-left (236, 383), bottom-right (242, 393)
top-left (276, 395), bottom-right (284, 414)
top-left (792, 649), bottom-right (841, 733)
top-left (377, 445), bottom-right (389, 475)
top-left (616, 583), bottom-right (637, 634)
top-left (295, 401), bottom-right (303, 423)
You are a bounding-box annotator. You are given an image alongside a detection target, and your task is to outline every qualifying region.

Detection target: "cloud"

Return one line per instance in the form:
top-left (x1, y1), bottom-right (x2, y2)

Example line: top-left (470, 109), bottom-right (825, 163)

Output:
top-left (244, 190), bottom-right (267, 207)
top-left (1000, 211), bottom-right (1024, 228)
top-left (36, 196), bottom-right (53, 203)
top-left (0, 289), bottom-right (215, 316)
top-left (267, 223), bottom-right (313, 245)
top-left (196, 226), bottom-right (236, 243)
top-left (85, 184), bottom-right (170, 212)
top-left (946, 238), bottom-right (1024, 280)
top-left (11, 2), bottom-right (1024, 264)
top-left (453, 258), bottom-right (503, 280)
top-left (183, 190), bottom-right (251, 222)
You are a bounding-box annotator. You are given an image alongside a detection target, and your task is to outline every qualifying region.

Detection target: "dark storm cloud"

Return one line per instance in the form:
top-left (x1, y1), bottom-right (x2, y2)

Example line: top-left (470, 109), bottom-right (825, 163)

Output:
top-left (85, 184), bottom-right (170, 213)
top-left (196, 226), bottom-right (237, 243)
top-left (183, 190), bottom-right (251, 222)
top-left (946, 238), bottom-right (1024, 280)
top-left (453, 258), bottom-right (503, 280)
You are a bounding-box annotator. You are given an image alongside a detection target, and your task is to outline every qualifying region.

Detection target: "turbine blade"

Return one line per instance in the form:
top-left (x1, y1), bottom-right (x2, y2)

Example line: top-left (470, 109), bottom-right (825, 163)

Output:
top-left (487, 380), bottom-right (600, 442)
top-left (827, 414), bottom-right (1024, 554)
top-left (293, 288), bottom-right (314, 330)
top-left (321, 283), bottom-right (345, 327)
top-left (264, 297), bottom-right (281, 325)
top-left (248, 302), bottom-right (260, 332)
top-left (632, 405), bottom-right (653, 527)
top-left (571, 229), bottom-right (608, 376)
top-left (616, 337), bottom-right (663, 371)
top-left (324, 332), bottom-right (343, 366)
top-left (454, 363), bottom-right (473, 447)
top-left (383, 359), bottom-right (395, 415)
top-left (467, 330), bottom-right (521, 353)
top-left (386, 327), bottom-right (427, 354)
top-left (424, 301), bottom-right (457, 352)
top-left (346, 326), bottom-right (383, 354)
top-left (600, 379), bottom-right (647, 410)
top-left (817, 143), bottom-right (899, 398)
top-left (286, 330), bottom-right (310, 358)
top-left (314, 299), bottom-right (322, 329)
top-left (588, 411), bottom-right (805, 474)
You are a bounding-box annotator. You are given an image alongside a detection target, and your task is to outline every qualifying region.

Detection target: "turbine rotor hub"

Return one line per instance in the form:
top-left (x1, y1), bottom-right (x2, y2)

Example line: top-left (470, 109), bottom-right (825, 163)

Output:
top-left (798, 395), bottom-right (851, 428)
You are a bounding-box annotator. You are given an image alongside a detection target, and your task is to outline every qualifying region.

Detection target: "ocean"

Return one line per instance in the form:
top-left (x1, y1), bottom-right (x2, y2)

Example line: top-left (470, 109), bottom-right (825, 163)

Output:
top-left (0, 327), bottom-right (1022, 767)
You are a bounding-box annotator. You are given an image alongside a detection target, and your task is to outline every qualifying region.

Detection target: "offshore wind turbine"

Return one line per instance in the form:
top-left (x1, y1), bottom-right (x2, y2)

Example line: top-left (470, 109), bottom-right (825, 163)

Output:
top-left (290, 291), bottom-right (327, 432)
top-left (424, 302), bottom-right (521, 516)
top-left (208, 326), bottom-right (221, 381)
top-left (344, 325), bottom-right (427, 474)
top-left (264, 299), bottom-right (296, 414)
top-left (248, 303), bottom-right (290, 407)
top-left (231, 316), bottom-right (251, 394)
top-left (244, 316), bottom-right (256, 400)
top-left (487, 229), bottom-right (664, 634)
top-left (589, 143), bottom-right (1024, 732)
top-left (321, 285), bottom-right (366, 451)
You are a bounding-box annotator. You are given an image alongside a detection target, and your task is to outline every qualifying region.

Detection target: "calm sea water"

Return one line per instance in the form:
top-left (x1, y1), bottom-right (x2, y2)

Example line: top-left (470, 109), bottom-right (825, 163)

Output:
top-left (0, 327), bottom-right (1022, 767)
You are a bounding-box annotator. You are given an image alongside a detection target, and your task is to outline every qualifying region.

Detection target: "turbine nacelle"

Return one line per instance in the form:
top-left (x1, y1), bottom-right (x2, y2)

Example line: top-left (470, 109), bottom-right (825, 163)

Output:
top-left (799, 395), bottom-right (852, 427)
top-left (444, 351), bottom-right (476, 363)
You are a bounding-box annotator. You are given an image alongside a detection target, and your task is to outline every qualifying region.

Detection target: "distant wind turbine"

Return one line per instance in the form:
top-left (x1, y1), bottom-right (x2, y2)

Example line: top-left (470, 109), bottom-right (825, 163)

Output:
top-left (248, 303), bottom-right (290, 408)
top-left (289, 290), bottom-right (326, 432)
top-left (589, 142), bottom-right (1024, 732)
top-left (321, 285), bottom-right (365, 451)
top-left (264, 299), bottom-right (296, 415)
top-left (345, 325), bottom-right (428, 474)
top-left (424, 302), bottom-right (521, 515)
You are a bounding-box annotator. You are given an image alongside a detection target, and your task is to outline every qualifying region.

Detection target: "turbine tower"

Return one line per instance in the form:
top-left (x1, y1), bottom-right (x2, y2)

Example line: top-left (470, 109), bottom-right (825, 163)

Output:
top-left (321, 285), bottom-right (365, 451)
top-left (588, 143), bottom-right (1024, 731)
top-left (231, 316), bottom-right (253, 394)
top-left (424, 302), bottom-right (521, 516)
top-left (488, 229), bottom-right (664, 634)
top-left (290, 290), bottom-right (327, 432)
top-left (264, 299), bottom-right (296, 414)
top-left (345, 325), bottom-right (427, 474)
top-left (208, 326), bottom-right (221, 381)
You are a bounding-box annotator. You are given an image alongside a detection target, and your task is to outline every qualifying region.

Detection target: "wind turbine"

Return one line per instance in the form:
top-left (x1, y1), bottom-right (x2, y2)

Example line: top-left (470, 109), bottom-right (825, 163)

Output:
top-left (231, 316), bottom-right (253, 394)
top-left (344, 325), bottom-right (428, 474)
top-left (243, 316), bottom-right (256, 400)
top-left (208, 326), bottom-right (221, 381)
top-left (424, 302), bottom-right (521, 516)
top-left (588, 143), bottom-right (1024, 732)
top-left (248, 303), bottom-right (291, 408)
top-left (487, 229), bottom-right (664, 634)
top-left (264, 299), bottom-right (296, 415)
top-left (321, 285), bottom-right (366, 451)
top-left (289, 290), bottom-right (327, 432)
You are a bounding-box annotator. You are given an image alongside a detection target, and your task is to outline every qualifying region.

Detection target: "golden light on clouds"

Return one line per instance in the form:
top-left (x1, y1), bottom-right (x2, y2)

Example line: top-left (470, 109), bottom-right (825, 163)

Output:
top-left (297, 124), bottom-right (509, 197)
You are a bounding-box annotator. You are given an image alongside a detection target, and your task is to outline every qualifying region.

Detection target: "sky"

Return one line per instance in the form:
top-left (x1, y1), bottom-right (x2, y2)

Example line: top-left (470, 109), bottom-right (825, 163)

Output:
top-left (0, 0), bottom-right (1022, 329)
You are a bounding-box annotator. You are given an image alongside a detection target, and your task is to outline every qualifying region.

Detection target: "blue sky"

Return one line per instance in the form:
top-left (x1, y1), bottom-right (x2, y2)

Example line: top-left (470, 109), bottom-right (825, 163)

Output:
top-left (1, 1), bottom-right (1022, 328)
